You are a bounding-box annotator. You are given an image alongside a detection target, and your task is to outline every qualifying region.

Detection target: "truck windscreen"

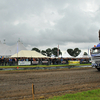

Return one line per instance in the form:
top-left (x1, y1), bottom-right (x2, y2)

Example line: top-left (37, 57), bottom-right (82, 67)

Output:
top-left (91, 48), bottom-right (100, 54)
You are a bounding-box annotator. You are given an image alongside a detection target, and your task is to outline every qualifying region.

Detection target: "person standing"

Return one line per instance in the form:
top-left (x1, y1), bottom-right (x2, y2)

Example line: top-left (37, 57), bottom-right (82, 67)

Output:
top-left (12, 58), bottom-right (15, 66)
top-left (9, 58), bottom-right (12, 66)
top-left (1, 58), bottom-right (4, 66)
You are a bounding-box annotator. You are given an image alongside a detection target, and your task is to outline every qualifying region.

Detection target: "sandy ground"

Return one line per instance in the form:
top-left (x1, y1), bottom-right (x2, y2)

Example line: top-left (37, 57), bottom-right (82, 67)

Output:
top-left (0, 67), bottom-right (100, 100)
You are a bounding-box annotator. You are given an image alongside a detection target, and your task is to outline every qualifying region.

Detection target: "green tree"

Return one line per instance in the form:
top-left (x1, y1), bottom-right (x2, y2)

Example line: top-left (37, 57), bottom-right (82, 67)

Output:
top-left (67, 49), bottom-right (73, 56)
top-left (41, 50), bottom-right (46, 56)
top-left (67, 48), bottom-right (81, 57)
top-left (46, 48), bottom-right (52, 57)
top-left (32, 47), bottom-right (40, 53)
top-left (52, 47), bottom-right (62, 57)
top-left (83, 52), bottom-right (88, 55)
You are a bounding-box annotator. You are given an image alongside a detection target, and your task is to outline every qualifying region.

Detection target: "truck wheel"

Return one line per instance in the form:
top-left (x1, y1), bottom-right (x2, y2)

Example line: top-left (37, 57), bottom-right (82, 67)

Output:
top-left (97, 68), bottom-right (100, 71)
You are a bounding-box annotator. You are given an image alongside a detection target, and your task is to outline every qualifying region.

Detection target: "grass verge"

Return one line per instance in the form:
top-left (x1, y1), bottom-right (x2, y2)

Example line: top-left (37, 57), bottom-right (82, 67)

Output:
top-left (0, 64), bottom-right (91, 68)
top-left (46, 89), bottom-right (100, 100)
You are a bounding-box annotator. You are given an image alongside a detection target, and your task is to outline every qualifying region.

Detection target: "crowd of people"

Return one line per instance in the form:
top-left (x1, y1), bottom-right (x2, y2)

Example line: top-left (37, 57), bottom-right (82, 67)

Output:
top-left (0, 57), bottom-right (91, 66)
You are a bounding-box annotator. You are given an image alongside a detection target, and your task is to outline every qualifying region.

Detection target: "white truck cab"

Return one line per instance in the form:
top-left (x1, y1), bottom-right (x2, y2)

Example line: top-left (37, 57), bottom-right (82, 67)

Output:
top-left (91, 43), bottom-right (100, 71)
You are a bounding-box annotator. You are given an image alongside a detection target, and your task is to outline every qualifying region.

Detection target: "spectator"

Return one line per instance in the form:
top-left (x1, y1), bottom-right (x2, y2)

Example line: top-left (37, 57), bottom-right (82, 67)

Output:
top-left (26, 58), bottom-right (28, 61)
top-left (0, 58), bottom-right (1, 66)
top-left (12, 58), bottom-right (15, 66)
top-left (9, 58), bottom-right (12, 66)
top-left (1, 58), bottom-right (4, 66)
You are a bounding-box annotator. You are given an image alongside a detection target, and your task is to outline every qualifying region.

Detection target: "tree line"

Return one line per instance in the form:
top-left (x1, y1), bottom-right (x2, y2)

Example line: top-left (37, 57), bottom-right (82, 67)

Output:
top-left (32, 47), bottom-right (88, 57)
top-left (32, 47), bottom-right (62, 57)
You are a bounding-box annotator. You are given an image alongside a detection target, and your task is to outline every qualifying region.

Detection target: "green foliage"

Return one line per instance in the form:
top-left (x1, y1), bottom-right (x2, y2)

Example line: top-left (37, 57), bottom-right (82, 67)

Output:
top-left (52, 47), bottom-right (62, 57)
top-left (67, 48), bottom-right (81, 57)
top-left (31, 47), bottom-right (62, 57)
top-left (32, 47), bottom-right (40, 53)
top-left (46, 48), bottom-right (52, 57)
top-left (0, 63), bottom-right (91, 68)
top-left (41, 50), bottom-right (46, 56)
top-left (83, 52), bottom-right (88, 55)
top-left (47, 89), bottom-right (100, 100)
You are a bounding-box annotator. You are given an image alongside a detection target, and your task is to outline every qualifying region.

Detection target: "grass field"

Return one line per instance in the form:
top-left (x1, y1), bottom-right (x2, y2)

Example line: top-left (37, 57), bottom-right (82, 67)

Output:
top-left (0, 63), bottom-right (91, 68)
top-left (46, 89), bottom-right (100, 100)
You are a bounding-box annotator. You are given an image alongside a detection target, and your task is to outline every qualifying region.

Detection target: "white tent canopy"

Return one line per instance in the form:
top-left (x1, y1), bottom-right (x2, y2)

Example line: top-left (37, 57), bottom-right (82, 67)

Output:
top-left (76, 52), bottom-right (83, 58)
top-left (10, 50), bottom-right (49, 58)
top-left (0, 41), bottom-right (27, 57)
top-left (81, 55), bottom-right (91, 58)
top-left (61, 51), bottom-right (73, 58)
top-left (76, 52), bottom-right (91, 58)
top-left (61, 51), bottom-right (91, 58)
top-left (51, 54), bottom-right (56, 58)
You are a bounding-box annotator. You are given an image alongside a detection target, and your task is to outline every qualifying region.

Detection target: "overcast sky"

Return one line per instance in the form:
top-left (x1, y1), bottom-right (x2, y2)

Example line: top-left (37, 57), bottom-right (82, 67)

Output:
top-left (0, 0), bottom-right (100, 55)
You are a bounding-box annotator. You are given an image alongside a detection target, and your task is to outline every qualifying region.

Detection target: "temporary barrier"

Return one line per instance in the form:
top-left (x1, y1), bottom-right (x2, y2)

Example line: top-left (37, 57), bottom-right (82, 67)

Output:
top-left (32, 61), bottom-right (39, 65)
top-left (68, 60), bottom-right (80, 65)
top-left (42, 61), bottom-right (48, 63)
top-left (18, 61), bottom-right (31, 65)
top-left (61, 61), bottom-right (66, 64)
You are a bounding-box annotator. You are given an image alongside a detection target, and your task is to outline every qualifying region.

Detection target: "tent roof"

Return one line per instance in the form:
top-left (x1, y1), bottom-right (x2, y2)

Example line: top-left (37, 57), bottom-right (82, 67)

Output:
top-left (0, 41), bottom-right (27, 57)
top-left (10, 50), bottom-right (49, 58)
top-left (61, 52), bottom-right (73, 58)
top-left (76, 52), bottom-right (83, 58)
top-left (76, 52), bottom-right (91, 58)
top-left (51, 54), bottom-right (56, 58)
top-left (61, 51), bottom-right (91, 58)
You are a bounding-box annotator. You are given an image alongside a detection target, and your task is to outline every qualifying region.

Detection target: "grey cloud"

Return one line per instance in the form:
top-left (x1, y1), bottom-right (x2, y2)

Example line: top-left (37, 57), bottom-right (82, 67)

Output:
top-left (0, 0), bottom-right (100, 52)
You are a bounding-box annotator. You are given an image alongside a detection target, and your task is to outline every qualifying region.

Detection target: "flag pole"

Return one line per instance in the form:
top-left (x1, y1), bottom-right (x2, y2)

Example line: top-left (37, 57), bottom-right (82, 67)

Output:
top-left (58, 44), bottom-right (59, 57)
top-left (17, 41), bottom-right (19, 68)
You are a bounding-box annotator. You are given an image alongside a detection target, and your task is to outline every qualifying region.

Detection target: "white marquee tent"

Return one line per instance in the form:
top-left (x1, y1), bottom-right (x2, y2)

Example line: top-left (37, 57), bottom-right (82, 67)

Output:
top-left (76, 52), bottom-right (91, 58)
top-left (61, 52), bottom-right (73, 58)
top-left (0, 40), bottom-right (27, 58)
top-left (76, 52), bottom-right (83, 58)
top-left (10, 50), bottom-right (48, 58)
top-left (61, 51), bottom-right (91, 58)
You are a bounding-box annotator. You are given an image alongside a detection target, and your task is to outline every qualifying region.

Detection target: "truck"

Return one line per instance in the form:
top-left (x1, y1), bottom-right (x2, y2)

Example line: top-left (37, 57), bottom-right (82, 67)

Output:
top-left (90, 30), bottom-right (100, 71)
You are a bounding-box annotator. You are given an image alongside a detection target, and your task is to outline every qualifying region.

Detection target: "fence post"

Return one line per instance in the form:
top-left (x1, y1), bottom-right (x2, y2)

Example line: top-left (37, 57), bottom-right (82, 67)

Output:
top-left (32, 84), bottom-right (35, 100)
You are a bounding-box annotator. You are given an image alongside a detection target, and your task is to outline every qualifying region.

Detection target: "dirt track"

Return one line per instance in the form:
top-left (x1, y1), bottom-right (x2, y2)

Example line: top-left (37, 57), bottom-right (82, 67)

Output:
top-left (0, 67), bottom-right (100, 100)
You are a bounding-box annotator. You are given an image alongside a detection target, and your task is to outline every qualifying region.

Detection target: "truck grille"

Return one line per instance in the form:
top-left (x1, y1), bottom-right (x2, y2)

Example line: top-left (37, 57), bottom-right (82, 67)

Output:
top-left (95, 61), bottom-right (100, 64)
top-left (92, 56), bottom-right (100, 60)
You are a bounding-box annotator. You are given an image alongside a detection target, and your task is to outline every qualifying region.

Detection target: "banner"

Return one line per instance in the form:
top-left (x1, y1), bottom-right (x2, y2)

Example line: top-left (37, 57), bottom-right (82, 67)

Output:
top-left (61, 61), bottom-right (66, 64)
top-left (32, 61), bottom-right (39, 65)
top-left (68, 61), bottom-right (80, 65)
top-left (42, 61), bottom-right (48, 63)
top-left (18, 61), bottom-right (31, 65)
